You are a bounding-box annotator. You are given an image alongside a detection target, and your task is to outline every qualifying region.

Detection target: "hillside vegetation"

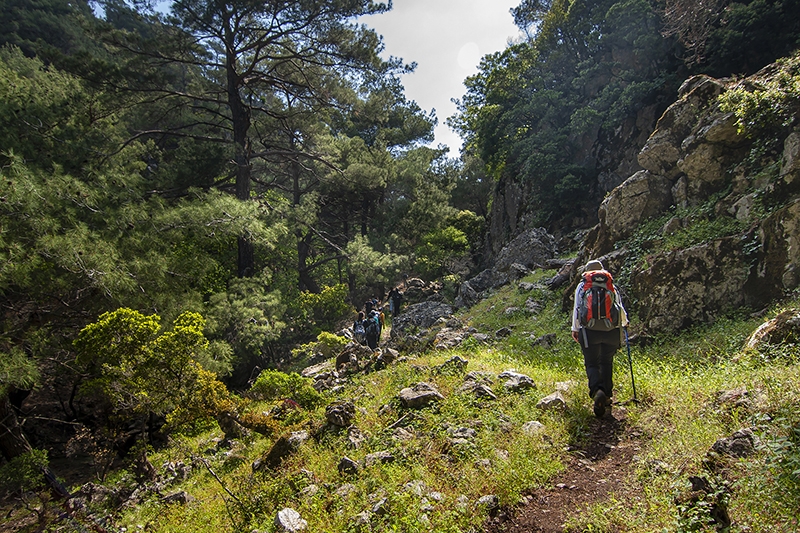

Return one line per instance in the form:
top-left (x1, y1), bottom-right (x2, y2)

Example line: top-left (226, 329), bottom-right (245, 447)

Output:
top-left (3, 268), bottom-right (798, 532)
top-left (2, 0), bottom-right (800, 531)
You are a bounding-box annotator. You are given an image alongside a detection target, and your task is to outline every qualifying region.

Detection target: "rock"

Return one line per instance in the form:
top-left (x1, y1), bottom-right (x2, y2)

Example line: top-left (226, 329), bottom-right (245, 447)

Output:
top-left (364, 451), bottom-right (395, 467)
top-left (459, 381), bottom-right (497, 401)
top-left (392, 427), bottom-right (416, 441)
top-left (464, 371), bottom-right (494, 384)
top-left (745, 308), bottom-right (800, 350)
top-left (475, 494), bottom-right (500, 512)
top-left (716, 387), bottom-right (750, 409)
top-left (326, 400), bottom-right (356, 428)
top-left (216, 412), bottom-right (250, 441)
top-left (371, 497), bottom-right (390, 516)
top-left (338, 457), bottom-right (360, 475)
top-left (596, 170), bottom-right (674, 247)
top-left (375, 347), bottom-right (399, 369)
top-left (455, 268), bottom-right (511, 309)
top-left (301, 484), bottom-right (319, 498)
top-left (471, 333), bottom-right (490, 343)
top-left (254, 430), bottom-right (310, 471)
top-left (508, 262), bottom-right (531, 280)
top-left (493, 228), bottom-right (558, 272)
top-left (522, 421), bottom-right (545, 435)
top-left (351, 511), bottom-right (372, 528)
top-left (495, 327), bottom-right (513, 338)
top-left (300, 360), bottom-right (334, 379)
top-left (336, 483), bottom-right (357, 497)
top-left (710, 428), bottom-right (758, 458)
top-left (448, 427), bottom-right (477, 440)
top-left (530, 333), bottom-right (556, 348)
top-left (779, 131), bottom-right (800, 189)
top-left (499, 370), bottom-right (535, 392)
top-left (335, 343), bottom-right (373, 371)
top-left (536, 391), bottom-right (567, 411)
top-left (162, 491), bottom-right (195, 504)
top-left (390, 302), bottom-right (454, 340)
top-left (398, 382), bottom-right (445, 409)
top-left (454, 280), bottom-right (480, 308)
top-left (347, 427), bottom-right (367, 449)
top-left (163, 461), bottom-right (191, 483)
top-left (274, 508), bottom-right (307, 532)
top-left (545, 260), bottom-right (574, 290)
top-left (406, 277), bottom-right (425, 288)
top-left (629, 235), bottom-right (750, 333)
top-left (436, 355), bottom-right (468, 374)
top-left (466, 268), bottom-right (509, 293)
top-left (524, 297), bottom-right (543, 315)
top-left (638, 75), bottom-right (727, 179)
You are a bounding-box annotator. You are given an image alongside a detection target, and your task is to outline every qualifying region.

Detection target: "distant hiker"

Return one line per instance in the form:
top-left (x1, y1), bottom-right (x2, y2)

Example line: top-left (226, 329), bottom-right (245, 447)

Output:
top-left (365, 310), bottom-right (381, 350)
top-left (365, 299), bottom-right (374, 315)
top-left (388, 287), bottom-right (404, 317)
top-left (572, 259), bottom-right (629, 418)
top-left (353, 311), bottom-right (366, 346)
top-left (378, 307), bottom-right (385, 331)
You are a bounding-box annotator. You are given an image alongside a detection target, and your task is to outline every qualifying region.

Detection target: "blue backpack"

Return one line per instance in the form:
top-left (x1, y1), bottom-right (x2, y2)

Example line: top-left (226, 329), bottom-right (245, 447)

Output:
top-left (365, 315), bottom-right (379, 336)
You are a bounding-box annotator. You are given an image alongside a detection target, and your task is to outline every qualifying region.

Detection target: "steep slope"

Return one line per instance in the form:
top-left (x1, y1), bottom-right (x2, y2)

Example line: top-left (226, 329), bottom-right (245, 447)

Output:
top-left (571, 52), bottom-right (800, 335)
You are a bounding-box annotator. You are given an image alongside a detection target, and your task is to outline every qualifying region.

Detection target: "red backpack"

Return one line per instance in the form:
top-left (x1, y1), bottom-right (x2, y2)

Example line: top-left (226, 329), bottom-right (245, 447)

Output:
top-left (578, 270), bottom-right (621, 331)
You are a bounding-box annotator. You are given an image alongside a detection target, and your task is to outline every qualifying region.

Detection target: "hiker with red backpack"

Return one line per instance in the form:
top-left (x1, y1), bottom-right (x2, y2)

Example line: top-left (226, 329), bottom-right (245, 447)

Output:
top-left (571, 259), bottom-right (629, 418)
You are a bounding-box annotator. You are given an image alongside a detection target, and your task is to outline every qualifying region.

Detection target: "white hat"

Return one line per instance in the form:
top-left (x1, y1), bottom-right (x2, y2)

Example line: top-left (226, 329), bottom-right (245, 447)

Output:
top-left (585, 259), bottom-right (604, 271)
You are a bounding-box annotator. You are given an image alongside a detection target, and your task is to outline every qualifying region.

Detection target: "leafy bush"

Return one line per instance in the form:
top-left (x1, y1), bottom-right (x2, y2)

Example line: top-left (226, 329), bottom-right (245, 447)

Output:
top-left (762, 417), bottom-right (800, 494)
top-left (291, 331), bottom-right (349, 363)
top-left (249, 369), bottom-right (322, 409)
top-left (74, 308), bottom-right (233, 421)
top-left (297, 284), bottom-right (351, 334)
top-left (414, 226), bottom-right (470, 278)
top-left (0, 449), bottom-right (48, 495)
top-left (718, 53), bottom-right (800, 135)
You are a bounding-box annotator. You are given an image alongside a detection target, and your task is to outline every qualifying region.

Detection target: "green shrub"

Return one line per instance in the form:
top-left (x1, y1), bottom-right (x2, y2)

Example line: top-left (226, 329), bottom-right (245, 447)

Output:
top-left (718, 53), bottom-right (800, 136)
top-left (0, 449), bottom-right (48, 495)
top-left (414, 226), bottom-right (470, 278)
top-left (298, 284), bottom-right (351, 334)
top-left (249, 369), bottom-right (322, 409)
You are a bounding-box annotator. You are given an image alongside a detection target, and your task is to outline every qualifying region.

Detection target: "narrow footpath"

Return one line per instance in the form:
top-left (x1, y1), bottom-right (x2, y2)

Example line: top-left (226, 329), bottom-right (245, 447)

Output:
top-left (485, 405), bottom-right (643, 532)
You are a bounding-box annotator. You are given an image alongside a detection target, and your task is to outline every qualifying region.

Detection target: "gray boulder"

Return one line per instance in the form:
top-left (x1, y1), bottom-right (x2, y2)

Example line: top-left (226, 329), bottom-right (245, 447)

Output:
top-left (710, 428), bottom-right (758, 458)
top-left (746, 308), bottom-right (800, 350)
top-left (494, 228), bottom-right (558, 272)
top-left (536, 391), bottom-right (567, 412)
top-left (326, 400), bottom-right (356, 428)
top-left (399, 382), bottom-right (445, 409)
top-left (253, 430), bottom-right (310, 471)
top-left (499, 370), bottom-right (535, 392)
top-left (275, 508), bottom-right (307, 532)
top-left (390, 302), bottom-right (454, 340)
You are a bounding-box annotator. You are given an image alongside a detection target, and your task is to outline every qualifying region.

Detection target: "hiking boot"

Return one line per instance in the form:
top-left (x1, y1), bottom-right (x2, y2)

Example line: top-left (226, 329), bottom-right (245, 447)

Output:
top-left (593, 389), bottom-right (608, 418)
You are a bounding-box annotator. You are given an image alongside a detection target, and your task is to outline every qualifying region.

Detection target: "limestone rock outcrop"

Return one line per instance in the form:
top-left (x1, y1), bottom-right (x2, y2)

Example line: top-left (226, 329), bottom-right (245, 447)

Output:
top-left (575, 59), bottom-right (800, 334)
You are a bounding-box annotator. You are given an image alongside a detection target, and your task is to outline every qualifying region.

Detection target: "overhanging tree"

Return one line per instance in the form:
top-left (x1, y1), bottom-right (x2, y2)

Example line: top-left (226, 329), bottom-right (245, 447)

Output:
top-left (103, 0), bottom-right (401, 278)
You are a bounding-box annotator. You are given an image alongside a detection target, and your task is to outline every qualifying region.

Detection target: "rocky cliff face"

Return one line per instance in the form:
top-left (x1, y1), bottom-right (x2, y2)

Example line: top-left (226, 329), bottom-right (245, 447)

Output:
top-left (577, 57), bottom-right (800, 334)
top-left (485, 99), bottom-right (670, 259)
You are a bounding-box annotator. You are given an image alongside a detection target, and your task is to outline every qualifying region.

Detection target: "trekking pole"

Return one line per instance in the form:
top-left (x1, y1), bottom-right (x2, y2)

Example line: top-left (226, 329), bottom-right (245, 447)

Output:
top-left (624, 327), bottom-right (638, 402)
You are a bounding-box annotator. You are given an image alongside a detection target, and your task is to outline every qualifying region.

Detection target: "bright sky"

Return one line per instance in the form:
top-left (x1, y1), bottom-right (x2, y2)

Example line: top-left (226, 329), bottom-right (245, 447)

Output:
top-left (362, 0), bottom-right (523, 154)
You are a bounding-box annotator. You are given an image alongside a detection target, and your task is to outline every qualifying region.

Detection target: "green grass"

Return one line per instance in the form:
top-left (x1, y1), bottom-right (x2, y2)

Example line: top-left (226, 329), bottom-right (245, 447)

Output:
top-left (58, 270), bottom-right (800, 532)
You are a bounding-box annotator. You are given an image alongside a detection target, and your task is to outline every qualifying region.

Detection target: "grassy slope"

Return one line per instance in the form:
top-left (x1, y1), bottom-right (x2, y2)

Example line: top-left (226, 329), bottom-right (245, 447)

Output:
top-left (101, 268), bottom-right (800, 532)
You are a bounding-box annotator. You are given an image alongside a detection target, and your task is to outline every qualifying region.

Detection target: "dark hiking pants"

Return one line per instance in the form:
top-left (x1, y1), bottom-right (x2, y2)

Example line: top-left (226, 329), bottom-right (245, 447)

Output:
top-left (580, 328), bottom-right (621, 399)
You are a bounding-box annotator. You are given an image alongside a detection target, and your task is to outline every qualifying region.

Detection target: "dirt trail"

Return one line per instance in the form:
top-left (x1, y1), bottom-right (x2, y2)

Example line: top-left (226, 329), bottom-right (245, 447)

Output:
top-left (485, 405), bottom-right (642, 533)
